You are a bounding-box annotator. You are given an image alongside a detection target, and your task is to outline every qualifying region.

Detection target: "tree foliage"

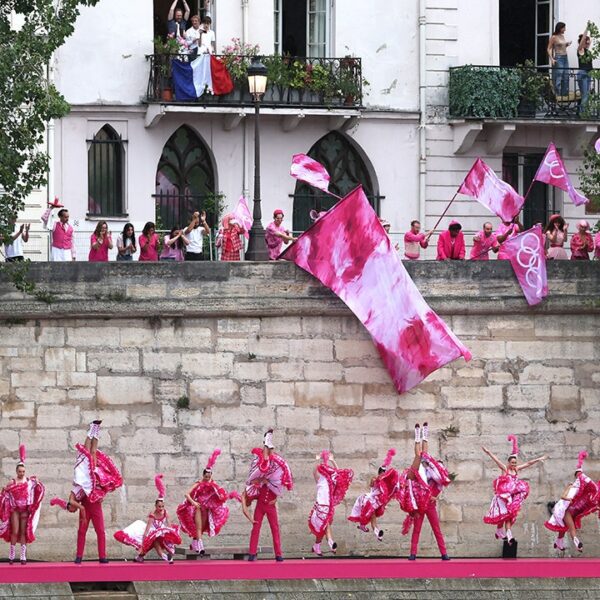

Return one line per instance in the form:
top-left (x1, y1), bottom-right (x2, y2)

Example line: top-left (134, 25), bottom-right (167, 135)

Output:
top-left (0, 0), bottom-right (99, 245)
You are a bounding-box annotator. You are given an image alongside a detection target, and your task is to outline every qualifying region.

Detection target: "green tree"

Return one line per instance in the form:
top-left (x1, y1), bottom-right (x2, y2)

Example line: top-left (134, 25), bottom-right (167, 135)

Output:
top-left (0, 0), bottom-right (99, 245)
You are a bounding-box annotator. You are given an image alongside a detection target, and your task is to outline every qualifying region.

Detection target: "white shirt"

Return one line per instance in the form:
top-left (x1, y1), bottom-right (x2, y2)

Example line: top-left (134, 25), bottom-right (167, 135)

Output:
top-left (187, 227), bottom-right (205, 254)
top-left (200, 29), bottom-right (215, 54)
top-left (4, 225), bottom-right (24, 258)
top-left (185, 26), bottom-right (202, 50)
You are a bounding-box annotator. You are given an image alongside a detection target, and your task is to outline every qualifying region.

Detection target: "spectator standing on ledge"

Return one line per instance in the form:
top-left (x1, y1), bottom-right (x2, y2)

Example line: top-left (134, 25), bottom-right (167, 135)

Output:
top-left (3, 218), bottom-right (29, 262)
top-left (470, 222), bottom-right (499, 260)
top-left (116, 223), bottom-right (137, 262)
top-left (183, 210), bottom-right (210, 261)
top-left (436, 220), bottom-right (465, 261)
top-left (160, 226), bottom-right (189, 261)
top-left (167, 0), bottom-right (190, 38)
top-left (139, 222), bottom-right (160, 262)
top-left (41, 198), bottom-right (76, 262)
top-left (265, 209), bottom-right (295, 260)
top-left (570, 220), bottom-right (594, 260)
top-left (544, 214), bottom-right (568, 260)
top-left (404, 220), bottom-right (431, 260)
top-left (88, 221), bottom-right (113, 262)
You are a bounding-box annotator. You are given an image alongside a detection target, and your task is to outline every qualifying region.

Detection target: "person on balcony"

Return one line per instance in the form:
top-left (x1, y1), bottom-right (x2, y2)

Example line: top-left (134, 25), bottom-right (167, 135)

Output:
top-left (41, 198), bottom-right (76, 262)
top-left (160, 226), bottom-right (189, 261)
top-left (577, 25), bottom-right (594, 113)
top-left (570, 220), bottom-right (594, 260)
top-left (495, 217), bottom-right (522, 260)
top-left (116, 223), bottom-right (137, 262)
top-left (199, 16), bottom-right (216, 55)
top-left (544, 214), bottom-right (568, 260)
top-left (548, 22), bottom-right (572, 97)
top-left (470, 222), bottom-right (499, 260)
top-left (183, 210), bottom-right (210, 261)
top-left (185, 15), bottom-right (203, 58)
top-left (404, 219), bottom-right (431, 260)
top-left (167, 0), bottom-right (190, 38)
top-left (436, 220), bottom-right (465, 261)
top-left (216, 214), bottom-right (245, 261)
top-left (139, 222), bottom-right (160, 262)
top-left (265, 209), bottom-right (295, 260)
top-left (88, 221), bottom-right (113, 262)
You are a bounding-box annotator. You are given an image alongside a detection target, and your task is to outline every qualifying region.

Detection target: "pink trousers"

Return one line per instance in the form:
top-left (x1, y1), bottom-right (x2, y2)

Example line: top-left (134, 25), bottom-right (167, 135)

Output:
top-left (248, 497), bottom-right (282, 556)
top-left (410, 500), bottom-right (447, 555)
top-left (76, 497), bottom-right (106, 559)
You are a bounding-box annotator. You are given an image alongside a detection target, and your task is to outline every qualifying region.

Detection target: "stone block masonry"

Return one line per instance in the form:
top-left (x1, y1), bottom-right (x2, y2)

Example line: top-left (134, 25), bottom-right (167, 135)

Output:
top-left (0, 261), bottom-right (598, 560)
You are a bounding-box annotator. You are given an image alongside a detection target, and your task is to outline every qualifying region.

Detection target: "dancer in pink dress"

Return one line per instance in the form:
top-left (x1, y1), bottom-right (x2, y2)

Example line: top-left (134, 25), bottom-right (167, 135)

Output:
top-left (399, 423), bottom-right (451, 561)
top-left (114, 475), bottom-right (181, 563)
top-left (308, 451), bottom-right (353, 556)
top-left (242, 429), bottom-right (293, 562)
top-left (50, 421), bottom-right (122, 563)
top-left (348, 449), bottom-right (398, 541)
top-left (545, 451), bottom-right (599, 553)
top-left (0, 445), bottom-right (45, 565)
top-left (177, 449), bottom-right (241, 555)
top-left (482, 435), bottom-right (547, 544)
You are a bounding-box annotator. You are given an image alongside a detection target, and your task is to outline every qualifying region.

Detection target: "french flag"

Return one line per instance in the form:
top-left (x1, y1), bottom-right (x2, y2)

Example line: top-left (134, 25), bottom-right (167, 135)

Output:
top-left (171, 55), bottom-right (234, 100)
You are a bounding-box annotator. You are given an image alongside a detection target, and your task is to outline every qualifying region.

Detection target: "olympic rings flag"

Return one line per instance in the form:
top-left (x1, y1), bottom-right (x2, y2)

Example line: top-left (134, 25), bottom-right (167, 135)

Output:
top-left (534, 143), bottom-right (589, 207)
top-left (502, 225), bottom-right (548, 306)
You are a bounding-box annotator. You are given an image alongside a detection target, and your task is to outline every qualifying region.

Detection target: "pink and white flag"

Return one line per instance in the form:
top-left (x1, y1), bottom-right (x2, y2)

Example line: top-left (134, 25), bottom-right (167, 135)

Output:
top-left (458, 158), bottom-right (525, 222)
top-left (281, 186), bottom-right (471, 395)
top-left (232, 195), bottom-right (253, 239)
top-left (595, 138), bottom-right (600, 154)
top-left (290, 154), bottom-right (332, 194)
top-left (502, 225), bottom-right (548, 306)
top-left (534, 143), bottom-right (589, 206)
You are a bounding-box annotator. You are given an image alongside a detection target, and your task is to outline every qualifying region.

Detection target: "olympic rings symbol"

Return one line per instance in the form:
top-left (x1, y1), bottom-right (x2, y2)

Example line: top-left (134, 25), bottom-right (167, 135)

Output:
top-left (516, 232), bottom-right (543, 292)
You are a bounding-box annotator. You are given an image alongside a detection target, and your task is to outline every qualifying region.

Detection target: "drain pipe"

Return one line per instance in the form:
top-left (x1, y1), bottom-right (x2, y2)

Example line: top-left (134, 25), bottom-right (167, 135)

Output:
top-left (418, 0), bottom-right (427, 229)
top-left (241, 0), bottom-right (250, 197)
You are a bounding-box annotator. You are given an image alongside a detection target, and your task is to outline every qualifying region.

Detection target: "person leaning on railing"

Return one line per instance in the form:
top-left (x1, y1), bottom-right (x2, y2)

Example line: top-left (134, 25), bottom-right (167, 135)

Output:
top-left (577, 24), bottom-right (594, 113)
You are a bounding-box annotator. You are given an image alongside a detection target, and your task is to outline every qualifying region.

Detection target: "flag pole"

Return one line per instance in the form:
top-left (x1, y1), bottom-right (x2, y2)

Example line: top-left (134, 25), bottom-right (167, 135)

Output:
top-left (430, 191), bottom-right (459, 233)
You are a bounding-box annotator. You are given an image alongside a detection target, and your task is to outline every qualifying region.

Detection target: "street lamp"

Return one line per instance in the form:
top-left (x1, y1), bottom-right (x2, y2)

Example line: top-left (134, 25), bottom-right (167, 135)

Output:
top-left (245, 57), bottom-right (269, 261)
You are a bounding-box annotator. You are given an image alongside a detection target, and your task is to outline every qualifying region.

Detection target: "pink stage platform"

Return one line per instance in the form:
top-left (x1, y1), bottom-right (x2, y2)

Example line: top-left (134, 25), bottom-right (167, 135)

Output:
top-left (1, 558), bottom-right (600, 584)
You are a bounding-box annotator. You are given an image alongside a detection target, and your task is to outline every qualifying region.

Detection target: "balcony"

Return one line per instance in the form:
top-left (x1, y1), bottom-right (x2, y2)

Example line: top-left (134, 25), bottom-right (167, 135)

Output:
top-left (146, 54), bottom-right (364, 109)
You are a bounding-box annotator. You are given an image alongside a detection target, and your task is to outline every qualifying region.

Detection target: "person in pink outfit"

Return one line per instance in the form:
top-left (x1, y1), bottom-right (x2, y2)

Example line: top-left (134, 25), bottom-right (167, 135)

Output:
top-left (544, 214), bottom-right (568, 260)
top-left (139, 222), bottom-right (160, 262)
top-left (404, 220), bottom-right (432, 260)
top-left (482, 436), bottom-right (547, 544)
top-left (88, 221), bottom-right (113, 262)
top-left (399, 423), bottom-right (450, 561)
top-left (216, 214), bottom-right (245, 261)
top-left (594, 230), bottom-right (600, 259)
top-left (41, 198), bottom-right (76, 261)
top-left (242, 429), bottom-right (293, 562)
top-left (495, 217), bottom-right (522, 260)
top-left (436, 220), bottom-right (465, 261)
top-left (570, 220), bottom-right (594, 260)
top-left (545, 451), bottom-right (599, 553)
top-left (470, 222), bottom-right (499, 260)
top-left (159, 226), bottom-right (189, 261)
top-left (308, 451), bottom-right (353, 556)
top-left (264, 210), bottom-right (295, 260)
top-left (0, 445), bottom-right (45, 565)
top-left (177, 449), bottom-right (241, 555)
top-left (114, 475), bottom-right (181, 563)
top-left (348, 449), bottom-right (398, 541)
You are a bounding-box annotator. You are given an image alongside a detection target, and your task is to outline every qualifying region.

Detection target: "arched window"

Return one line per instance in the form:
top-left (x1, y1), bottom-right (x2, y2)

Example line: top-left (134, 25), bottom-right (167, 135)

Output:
top-left (292, 131), bottom-right (380, 231)
top-left (155, 125), bottom-right (216, 229)
top-left (87, 125), bottom-right (125, 217)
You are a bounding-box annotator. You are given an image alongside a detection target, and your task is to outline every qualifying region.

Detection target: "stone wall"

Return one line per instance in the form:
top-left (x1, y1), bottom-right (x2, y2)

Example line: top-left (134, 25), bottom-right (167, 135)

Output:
top-left (0, 261), bottom-right (598, 560)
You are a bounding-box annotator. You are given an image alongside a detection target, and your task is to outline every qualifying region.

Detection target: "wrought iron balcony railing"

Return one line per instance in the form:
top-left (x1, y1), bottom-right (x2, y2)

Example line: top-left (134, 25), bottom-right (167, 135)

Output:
top-left (146, 54), bottom-right (364, 108)
top-left (449, 65), bottom-right (600, 120)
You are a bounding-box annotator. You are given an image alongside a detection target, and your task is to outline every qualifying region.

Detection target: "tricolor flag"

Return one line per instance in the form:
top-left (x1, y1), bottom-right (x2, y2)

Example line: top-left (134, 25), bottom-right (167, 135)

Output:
top-left (171, 55), bottom-right (234, 101)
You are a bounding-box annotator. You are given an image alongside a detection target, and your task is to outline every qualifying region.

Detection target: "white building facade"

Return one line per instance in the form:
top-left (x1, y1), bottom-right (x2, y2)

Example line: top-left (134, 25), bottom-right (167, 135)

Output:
top-left (25, 0), bottom-right (600, 258)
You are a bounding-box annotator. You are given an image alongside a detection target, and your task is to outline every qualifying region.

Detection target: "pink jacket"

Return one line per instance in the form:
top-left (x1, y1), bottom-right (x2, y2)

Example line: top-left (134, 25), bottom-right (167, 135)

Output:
top-left (404, 231), bottom-right (428, 260)
top-left (437, 230), bottom-right (465, 261)
top-left (470, 231), bottom-right (498, 260)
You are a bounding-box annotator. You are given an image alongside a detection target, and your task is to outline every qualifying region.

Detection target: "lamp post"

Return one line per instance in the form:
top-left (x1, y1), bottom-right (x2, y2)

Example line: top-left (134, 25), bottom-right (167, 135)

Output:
top-left (244, 57), bottom-right (269, 261)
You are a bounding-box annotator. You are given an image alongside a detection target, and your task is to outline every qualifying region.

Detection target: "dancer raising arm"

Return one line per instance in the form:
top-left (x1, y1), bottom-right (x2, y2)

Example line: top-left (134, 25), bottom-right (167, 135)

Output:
top-left (0, 445), bottom-right (45, 565)
top-left (177, 449), bottom-right (241, 555)
top-left (482, 435), bottom-right (547, 544)
top-left (545, 451), bottom-right (599, 553)
top-left (308, 451), bottom-right (353, 556)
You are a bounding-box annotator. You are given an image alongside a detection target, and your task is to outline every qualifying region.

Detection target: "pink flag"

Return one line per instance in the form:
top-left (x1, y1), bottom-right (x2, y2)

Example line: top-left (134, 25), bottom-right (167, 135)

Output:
top-left (232, 195), bottom-right (253, 240)
top-left (290, 154), bottom-right (332, 194)
top-left (281, 186), bottom-right (471, 395)
top-left (458, 158), bottom-right (525, 222)
top-left (595, 138), bottom-right (600, 154)
top-left (502, 225), bottom-right (548, 306)
top-left (534, 143), bottom-right (589, 206)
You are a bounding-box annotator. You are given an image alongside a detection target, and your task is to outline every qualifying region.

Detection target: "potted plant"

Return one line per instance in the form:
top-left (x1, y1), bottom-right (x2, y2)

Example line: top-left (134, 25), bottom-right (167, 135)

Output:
top-left (153, 35), bottom-right (181, 101)
top-left (517, 60), bottom-right (546, 117)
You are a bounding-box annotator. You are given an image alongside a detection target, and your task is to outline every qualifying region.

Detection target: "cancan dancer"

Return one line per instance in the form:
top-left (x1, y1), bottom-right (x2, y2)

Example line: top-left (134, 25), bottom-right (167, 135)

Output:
top-left (308, 451), bottom-right (353, 556)
top-left (348, 449), bottom-right (398, 541)
top-left (242, 429), bottom-right (293, 562)
top-left (482, 435), bottom-right (547, 544)
top-left (545, 451), bottom-right (599, 553)
top-left (398, 423), bottom-right (451, 561)
top-left (0, 445), bottom-right (45, 565)
top-left (114, 475), bottom-right (181, 563)
top-left (177, 449), bottom-right (241, 555)
top-left (50, 421), bottom-right (122, 563)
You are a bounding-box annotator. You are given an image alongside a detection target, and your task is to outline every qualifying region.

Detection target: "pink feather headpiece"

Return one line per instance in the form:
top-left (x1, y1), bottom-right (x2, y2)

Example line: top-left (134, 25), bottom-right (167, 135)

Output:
top-left (17, 444), bottom-right (26, 466)
top-left (507, 435), bottom-right (519, 457)
top-left (576, 450), bottom-right (588, 472)
top-left (381, 448), bottom-right (396, 470)
top-left (155, 474), bottom-right (166, 500)
top-left (321, 450), bottom-right (330, 465)
top-left (205, 449), bottom-right (221, 472)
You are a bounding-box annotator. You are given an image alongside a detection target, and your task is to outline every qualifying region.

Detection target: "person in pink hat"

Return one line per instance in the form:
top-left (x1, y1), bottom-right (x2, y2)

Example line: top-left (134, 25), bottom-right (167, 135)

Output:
top-left (544, 214), bottom-right (569, 260)
top-left (264, 210), bottom-right (295, 260)
top-left (41, 198), bottom-right (76, 261)
top-left (570, 220), bottom-right (594, 260)
top-left (436, 220), bottom-right (465, 260)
